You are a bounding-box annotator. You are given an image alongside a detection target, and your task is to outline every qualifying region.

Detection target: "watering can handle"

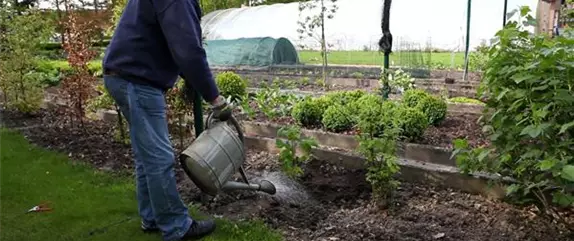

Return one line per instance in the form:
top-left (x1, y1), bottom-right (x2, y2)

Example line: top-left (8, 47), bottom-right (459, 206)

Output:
top-left (204, 113), bottom-right (245, 145)
top-left (204, 113), bottom-right (250, 184)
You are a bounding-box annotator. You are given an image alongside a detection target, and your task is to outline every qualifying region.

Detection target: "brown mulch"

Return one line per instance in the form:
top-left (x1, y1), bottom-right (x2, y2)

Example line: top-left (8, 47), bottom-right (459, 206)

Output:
top-left (189, 161), bottom-right (573, 241)
top-left (3, 107), bottom-right (572, 241)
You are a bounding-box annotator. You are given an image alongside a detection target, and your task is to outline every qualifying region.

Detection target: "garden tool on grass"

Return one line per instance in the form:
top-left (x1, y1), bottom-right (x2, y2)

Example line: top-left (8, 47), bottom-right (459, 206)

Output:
top-left (27, 202), bottom-right (52, 213)
top-left (179, 113), bottom-right (276, 197)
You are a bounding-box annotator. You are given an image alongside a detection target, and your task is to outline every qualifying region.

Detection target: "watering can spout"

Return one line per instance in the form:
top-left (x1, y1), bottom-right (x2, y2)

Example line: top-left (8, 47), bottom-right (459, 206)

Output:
top-left (222, 180), bottom-right (277, 195)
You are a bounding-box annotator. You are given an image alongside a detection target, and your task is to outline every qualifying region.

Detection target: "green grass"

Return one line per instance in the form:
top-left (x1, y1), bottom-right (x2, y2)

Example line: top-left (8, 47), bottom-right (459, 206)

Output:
top-left (37, 51), bottom-right (466, 74)
top-left (0, 129), bottom-right (283, 241)
top-left (447, 97), bottom-right (485, 105)
top-left (298, 50), bottom-right (465, 67)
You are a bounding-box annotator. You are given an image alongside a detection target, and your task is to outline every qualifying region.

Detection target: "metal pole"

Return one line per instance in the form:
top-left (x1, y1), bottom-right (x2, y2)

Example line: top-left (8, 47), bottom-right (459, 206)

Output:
top-left (503, 0), bottom-right (508, 27)
top-left (192, 90), bottom-right (204, 137)
top-left (463, 0), bottom-right (471, 81)
top-left (380, 0), bottom-right (392, 100)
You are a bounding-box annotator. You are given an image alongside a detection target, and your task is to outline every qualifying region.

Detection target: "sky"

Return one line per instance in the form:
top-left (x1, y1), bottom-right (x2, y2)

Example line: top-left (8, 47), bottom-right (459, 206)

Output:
top-left (37, 0), bottom-right (541, 51)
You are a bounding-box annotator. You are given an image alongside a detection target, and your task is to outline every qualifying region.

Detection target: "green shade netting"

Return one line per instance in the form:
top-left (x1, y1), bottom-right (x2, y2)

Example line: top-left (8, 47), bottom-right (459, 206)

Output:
top-left (204, 37), bottom-right (300, 67)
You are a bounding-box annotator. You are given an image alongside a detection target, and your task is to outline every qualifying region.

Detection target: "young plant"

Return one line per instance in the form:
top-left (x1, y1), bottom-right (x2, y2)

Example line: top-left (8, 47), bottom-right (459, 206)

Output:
top-left (355, 99), bottom-right (401, 207)
top-left (297, 0), bottom-right (339, 88)
top-left (61, 4), bottom-right (99, 128)
top-left (253, 85), bottom-right (298, 120)
top-left (276, 125), bottom-right (318, 178)
top-left (237, 92), bottom-right (256, 120)
top-left (166, 79), bottom-right (192, 149)
top-left (380, 68), bottom-right (416, 94)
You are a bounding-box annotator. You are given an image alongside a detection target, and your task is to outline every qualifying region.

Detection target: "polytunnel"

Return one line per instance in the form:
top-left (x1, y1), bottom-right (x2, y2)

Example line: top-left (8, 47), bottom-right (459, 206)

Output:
top-left (204, 37), bottom-right (300, 66)
top-left (201, 0), bottom-right (540, 52)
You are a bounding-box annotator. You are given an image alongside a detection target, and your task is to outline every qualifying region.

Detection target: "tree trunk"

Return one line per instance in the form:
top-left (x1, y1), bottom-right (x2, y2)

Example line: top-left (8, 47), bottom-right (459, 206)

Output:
top-left (320, 0), bottom-right (328, 90)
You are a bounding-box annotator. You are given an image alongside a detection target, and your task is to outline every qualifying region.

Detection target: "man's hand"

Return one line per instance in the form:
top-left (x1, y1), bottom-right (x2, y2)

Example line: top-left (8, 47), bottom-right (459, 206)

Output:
top-left (209, 95), bottom-right (232, 121)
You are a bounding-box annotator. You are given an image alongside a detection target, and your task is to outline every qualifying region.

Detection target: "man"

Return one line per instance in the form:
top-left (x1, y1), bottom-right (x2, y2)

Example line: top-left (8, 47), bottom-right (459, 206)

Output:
top-left (102, 0), bottom-right (230, 240)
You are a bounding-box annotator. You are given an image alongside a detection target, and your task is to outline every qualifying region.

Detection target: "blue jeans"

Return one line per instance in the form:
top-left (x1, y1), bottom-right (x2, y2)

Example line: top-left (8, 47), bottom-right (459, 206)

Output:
top-left (104, 75), bottom-right (192, 241)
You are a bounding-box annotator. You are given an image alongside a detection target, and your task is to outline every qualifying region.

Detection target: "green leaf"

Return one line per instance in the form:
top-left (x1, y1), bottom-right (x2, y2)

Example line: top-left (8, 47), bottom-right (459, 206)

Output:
top-left (539, 159), bottom-right (556, 171)
top-left (506, 184), bottom-right (520, 195)
top-left (552, 191), bottom-right (574, 207)
top-left (512, 73), bottom-right (534, 84)
top-left (496, 89), bottom-right (509, 101)
top-left (453, 139), bottom-right (468, 149)
top-left (561, 165), bottom-right (574, 182)
top-left (520, 125), bottom-right (541, 138)
top-left (532, 85), bottom-right (548, 91)
top-left (559, 121), bottom-right (574, 134)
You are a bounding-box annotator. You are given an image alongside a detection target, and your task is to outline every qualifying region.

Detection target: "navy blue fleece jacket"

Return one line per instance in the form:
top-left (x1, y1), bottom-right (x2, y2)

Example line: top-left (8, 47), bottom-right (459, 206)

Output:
top-left (102, 0), bottom-right (219, 102)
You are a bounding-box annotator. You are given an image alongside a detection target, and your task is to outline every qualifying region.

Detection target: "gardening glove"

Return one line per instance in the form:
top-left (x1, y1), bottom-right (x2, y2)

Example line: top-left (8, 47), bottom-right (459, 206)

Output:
top-left (210, 95), bottom-right (232, 122)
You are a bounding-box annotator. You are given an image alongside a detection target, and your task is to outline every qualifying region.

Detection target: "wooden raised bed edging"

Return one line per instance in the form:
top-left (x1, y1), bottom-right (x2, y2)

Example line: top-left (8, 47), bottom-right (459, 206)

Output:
top-left (241, 120), bottom-right (456, 167)
top-left (244, 135), bottom-right (508, 200)
top-left (93, 108), bottom-right (510, 200)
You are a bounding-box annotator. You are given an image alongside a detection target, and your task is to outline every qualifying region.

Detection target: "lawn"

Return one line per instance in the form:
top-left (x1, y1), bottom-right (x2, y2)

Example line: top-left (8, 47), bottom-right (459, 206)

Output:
top-left (0, 129), bottom-right (283, 241)
top-left (298, 50), bottom-right (465, 67)
top-left (37, 51), bottom-right (466, 74)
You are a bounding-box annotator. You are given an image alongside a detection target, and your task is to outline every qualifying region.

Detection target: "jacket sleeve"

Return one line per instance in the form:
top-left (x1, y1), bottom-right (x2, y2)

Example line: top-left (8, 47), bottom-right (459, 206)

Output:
top-left (155, 0), bottom-right (219, 102)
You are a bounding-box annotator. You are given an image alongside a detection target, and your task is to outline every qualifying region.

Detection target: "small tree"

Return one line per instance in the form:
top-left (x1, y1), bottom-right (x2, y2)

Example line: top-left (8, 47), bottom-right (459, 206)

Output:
top-left (0, 7), bottom-right (53, 114)
top-left (297, 0), bottom-right (338, 88)
top-left (60, 3), bottom-right (99, 127)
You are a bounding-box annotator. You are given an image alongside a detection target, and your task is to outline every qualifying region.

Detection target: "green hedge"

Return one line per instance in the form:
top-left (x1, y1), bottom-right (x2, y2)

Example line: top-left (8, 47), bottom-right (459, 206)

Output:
top-left (32, 60), bottom-right (103, 87)
top-left (39, 40), bottom-right (111, 50)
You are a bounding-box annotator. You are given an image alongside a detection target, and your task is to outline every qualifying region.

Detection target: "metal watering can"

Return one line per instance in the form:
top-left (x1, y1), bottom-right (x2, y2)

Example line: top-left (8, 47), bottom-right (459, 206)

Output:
top-left (179, 114), bottom-right (276, 197)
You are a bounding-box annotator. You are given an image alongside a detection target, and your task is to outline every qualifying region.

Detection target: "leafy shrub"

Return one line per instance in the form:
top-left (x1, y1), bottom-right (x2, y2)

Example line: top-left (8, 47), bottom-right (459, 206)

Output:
top-left (323, 90), bottom-right (366, 106)
top-left (86, 83), bottom-right (115, 112)
top-left (0, 10), bottom-right (53, 114)
top-left (351, 93), bottom-right (383, 110)
top-left (416, 95), bottom-right (447, 126)
top-left (393, 106), bottom-right (429, 141)
top-left (291, 97), bottom-right (325, 127)
top-left (215, 71), bottom-right (247, 102)
top-left (402, 89), bottom-right (429, 107)
top-left (353, 94), bottom-right (396, 137)
top-left (322, 104), bottom-right (354, 132)
top-left (452, 8), bottom-right (574, 227)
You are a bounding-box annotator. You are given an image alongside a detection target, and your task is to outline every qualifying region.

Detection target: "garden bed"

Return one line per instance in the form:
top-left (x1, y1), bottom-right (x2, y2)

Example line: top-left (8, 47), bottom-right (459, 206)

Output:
top-left (245, 87), bottom-right (485, 114)
top-left (243, 75), bottom-right (478, 98)
top-left (241, 100), bottom-right (487, 149)
top-left (2, 107), bottom-right (571, 241)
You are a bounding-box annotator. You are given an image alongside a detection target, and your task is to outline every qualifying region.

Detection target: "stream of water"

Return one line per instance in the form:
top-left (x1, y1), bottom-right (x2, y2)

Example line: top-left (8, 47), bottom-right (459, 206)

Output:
top-left (253, 171), bottom-right (314, 205)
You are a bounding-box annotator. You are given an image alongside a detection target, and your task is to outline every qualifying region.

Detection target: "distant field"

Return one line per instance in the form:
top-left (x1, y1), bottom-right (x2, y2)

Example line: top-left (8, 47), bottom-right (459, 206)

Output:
top-left (298, 50), bottom-right (466, 68)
